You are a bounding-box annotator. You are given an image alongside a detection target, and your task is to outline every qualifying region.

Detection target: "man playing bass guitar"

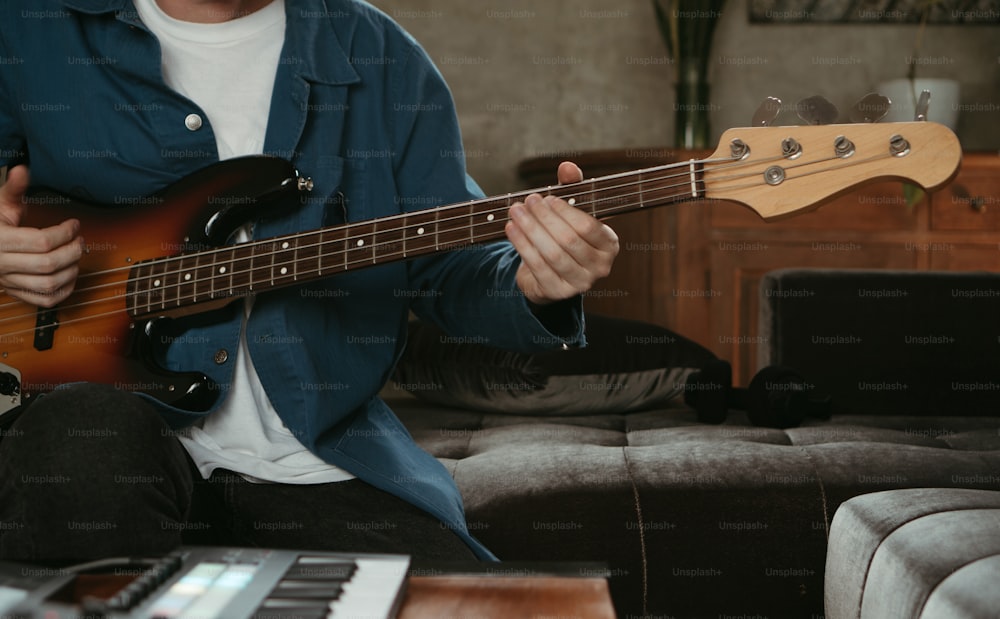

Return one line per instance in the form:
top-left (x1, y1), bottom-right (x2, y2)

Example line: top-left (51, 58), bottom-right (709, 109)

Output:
top-left (0, 0), bottom-right (619, 564)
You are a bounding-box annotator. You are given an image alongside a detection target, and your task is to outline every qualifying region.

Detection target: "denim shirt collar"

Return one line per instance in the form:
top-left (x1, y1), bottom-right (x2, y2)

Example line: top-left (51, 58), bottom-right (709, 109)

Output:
top-left (61, 0), bottom-right (361, 86)
top-left (61, 0), bottom-right (128, 12)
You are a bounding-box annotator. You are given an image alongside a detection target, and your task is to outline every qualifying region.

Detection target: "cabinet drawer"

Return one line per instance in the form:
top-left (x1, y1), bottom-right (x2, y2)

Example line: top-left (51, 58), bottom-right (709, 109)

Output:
top-left (931, 169), bottom-right (1000, 231)
top-left (709, 181), bottom-right (917, 230)
top-left (929, 244), bottom-right (1000, 271)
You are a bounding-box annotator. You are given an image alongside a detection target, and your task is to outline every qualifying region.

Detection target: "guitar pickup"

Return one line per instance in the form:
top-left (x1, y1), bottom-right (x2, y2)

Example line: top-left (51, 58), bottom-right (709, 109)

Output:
top-left (33, 308), bottom-right (58, 351)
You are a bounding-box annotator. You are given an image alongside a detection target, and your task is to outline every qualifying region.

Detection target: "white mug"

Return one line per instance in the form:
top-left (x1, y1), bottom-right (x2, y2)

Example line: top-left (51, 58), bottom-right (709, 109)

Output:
top-left (877, 78), bottom-right (960, 129)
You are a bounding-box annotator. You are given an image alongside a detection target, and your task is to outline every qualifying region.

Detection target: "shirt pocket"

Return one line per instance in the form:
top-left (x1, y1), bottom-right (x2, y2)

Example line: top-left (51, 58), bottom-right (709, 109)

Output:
top-left (251, 153), bottom-right (363, 240)
top-left (285, 154), bottom-right (368, 231)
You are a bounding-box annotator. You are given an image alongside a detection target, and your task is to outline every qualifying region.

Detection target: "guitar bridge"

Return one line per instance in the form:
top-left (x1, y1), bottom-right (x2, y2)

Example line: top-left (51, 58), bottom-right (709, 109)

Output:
top-left (33, 308), bottom-right (58, 351)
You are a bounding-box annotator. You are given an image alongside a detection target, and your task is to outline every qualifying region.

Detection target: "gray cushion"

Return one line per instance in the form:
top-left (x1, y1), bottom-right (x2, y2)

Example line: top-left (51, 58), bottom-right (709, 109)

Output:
top-left (825, 488), bottom-right (1000, 619)
top-left (921, 555), bottom-right (1000, 619)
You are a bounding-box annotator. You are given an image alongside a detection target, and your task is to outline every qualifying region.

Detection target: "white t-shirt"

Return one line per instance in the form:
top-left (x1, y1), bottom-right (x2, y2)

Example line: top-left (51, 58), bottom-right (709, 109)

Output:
top-left (134, 0), bottom-right (354, 483)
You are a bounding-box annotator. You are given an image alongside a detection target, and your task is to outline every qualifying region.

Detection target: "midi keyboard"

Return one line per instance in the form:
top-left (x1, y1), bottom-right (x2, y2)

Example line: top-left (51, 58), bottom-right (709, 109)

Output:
top-left (0, 546), bottom-right (410, 619)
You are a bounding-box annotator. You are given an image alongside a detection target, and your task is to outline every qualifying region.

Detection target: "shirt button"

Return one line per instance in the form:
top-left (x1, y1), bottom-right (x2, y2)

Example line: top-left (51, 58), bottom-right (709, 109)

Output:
top-left (184, 113), bottom-right (203, 131)
top-left (214, 349), bottom-right (229, 364)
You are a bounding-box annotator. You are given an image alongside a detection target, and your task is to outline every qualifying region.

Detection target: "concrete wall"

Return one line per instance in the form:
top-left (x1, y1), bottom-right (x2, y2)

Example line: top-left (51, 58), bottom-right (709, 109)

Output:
top-left (370, 0), bottom-right (999, 195)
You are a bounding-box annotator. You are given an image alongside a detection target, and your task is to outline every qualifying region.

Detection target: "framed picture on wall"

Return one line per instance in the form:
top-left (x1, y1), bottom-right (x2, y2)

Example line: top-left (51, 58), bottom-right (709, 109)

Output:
top-left (749, 0), bottom-right (1000, 24)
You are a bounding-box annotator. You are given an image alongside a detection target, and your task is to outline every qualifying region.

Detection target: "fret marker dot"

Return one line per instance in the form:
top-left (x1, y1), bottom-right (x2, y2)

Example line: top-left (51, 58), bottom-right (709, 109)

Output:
top-left (487, 214), bottom-right (495, 222)
top-left (417, 227), bottom-right (425, 235)
top-left (219, 267), bottom-right (227, 274)
top-left (357, 239), bottom-right (365, 247)
top-left (282, 242), bottom-right (290, 250)
top-left (280, 267), bottom-right (288, 275)
top-left (568, 198), bottom-right (576, 206)
top-left (153, 279), bottom-right (161, 287)
top-left (184, 274), bottom-right (192, 281)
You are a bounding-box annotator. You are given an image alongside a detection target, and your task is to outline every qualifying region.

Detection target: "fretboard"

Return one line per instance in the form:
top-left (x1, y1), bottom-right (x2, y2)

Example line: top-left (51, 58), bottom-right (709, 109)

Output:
top-left (127, 160), bottom-right (705, 317)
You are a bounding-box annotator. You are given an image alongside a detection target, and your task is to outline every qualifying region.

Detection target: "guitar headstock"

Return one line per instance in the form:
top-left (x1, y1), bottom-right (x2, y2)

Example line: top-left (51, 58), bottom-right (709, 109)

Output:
top-left (704, 122), bottom-right (962, 220)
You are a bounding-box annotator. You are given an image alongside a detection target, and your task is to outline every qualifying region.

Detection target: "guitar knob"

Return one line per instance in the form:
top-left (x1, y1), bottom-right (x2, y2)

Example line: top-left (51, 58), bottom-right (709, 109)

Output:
top-left (751, 96), bottom-right (782, 127)
top-left (889, 134), bottom-right (911, 157)
top-left (914, 90), bottom-right (931, 122)
top-left (781, 138), bottom-right (802, 159)
top-left (834, 136), bottom-right (855, 158)
top-left (730, 139), bottom-right (750, 160)
top-left (849, 93), bottom-right (891, 123)
top-left (796, 95), bottom-right (839, 125)
top-left (0, 372), bottom-right (19, 396)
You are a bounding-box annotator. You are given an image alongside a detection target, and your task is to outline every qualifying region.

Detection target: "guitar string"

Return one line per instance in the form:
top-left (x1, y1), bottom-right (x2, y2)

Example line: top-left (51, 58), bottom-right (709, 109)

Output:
top-left (0, 161), bottom-right (703, 302)
top-left (106, 149), bottom-right (832, 298)
top-left (2, 153), bottom-right (765, 313)
top-left (0, 155), bottom-right (762, 323)
top-left (89, 157), bottom-right (744, 281)
top-left (74, 152), bottom-right (776, 294)
top-left (0, 175), bottom-right (723, 336)
top-left (0, 152), bottom-right (869, 335)
top-left (0, 151), bottom-right (864, 333)
top-left (0, 157), bottom-right (739, 318)
top-left (0, 148), bottom-right (867, 326)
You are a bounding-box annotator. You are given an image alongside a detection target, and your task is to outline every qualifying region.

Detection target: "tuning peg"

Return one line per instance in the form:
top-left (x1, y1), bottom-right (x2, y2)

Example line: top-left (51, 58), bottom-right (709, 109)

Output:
top-left (751, 96), bottom-right (782, 127)
top-left (796, 95), bottom-right (839, 125)
top-left (914, 89), bottom-right (931, 121)
top-left (849, 93), bottom-right (891, 123)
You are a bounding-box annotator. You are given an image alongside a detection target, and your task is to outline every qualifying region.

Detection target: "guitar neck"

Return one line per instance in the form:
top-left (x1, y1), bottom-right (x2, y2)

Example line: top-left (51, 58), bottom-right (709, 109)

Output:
top-left (127, 160), bottom-right (706, 317)
top-left (128, 120), bottom-right (963, 318)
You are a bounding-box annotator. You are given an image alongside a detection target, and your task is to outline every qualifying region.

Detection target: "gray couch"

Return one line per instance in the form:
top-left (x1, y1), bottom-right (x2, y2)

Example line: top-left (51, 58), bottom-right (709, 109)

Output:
top-left (826, 488), bottom-right (1000, 619)
top-left (390, 268), bottom-right (1000, 618)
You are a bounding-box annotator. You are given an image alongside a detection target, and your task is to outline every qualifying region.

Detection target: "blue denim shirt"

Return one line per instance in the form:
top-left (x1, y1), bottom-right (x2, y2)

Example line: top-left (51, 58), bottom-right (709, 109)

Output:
top-left (0, 0), bottom-right (585, 560)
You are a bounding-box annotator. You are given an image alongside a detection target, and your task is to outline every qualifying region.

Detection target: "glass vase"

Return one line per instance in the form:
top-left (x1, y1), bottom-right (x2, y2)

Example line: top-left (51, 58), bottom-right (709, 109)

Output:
top-left (674, 57), bottom-right (711, 150)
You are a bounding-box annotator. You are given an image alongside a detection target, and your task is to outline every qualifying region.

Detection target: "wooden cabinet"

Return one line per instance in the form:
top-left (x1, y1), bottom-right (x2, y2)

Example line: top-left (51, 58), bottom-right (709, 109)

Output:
top-left (519, 150), bottom-right (1000, 385)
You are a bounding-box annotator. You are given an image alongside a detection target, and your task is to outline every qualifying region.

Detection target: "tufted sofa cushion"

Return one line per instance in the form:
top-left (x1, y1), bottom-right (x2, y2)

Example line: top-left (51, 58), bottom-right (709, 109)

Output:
top-left (825, 488), bottom-right (1000, 619)
top-left (390, 388), bottom-right (1000, 618)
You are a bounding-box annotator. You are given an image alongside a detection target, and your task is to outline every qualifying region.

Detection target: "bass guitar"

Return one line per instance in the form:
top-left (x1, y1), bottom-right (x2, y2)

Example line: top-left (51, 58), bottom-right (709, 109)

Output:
top-left (0, 122), bottom-right (962, 412)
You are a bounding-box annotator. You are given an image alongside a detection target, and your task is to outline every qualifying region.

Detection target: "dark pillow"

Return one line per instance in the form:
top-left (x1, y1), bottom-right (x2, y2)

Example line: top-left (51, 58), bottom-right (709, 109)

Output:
top-left (392, 313), bottom-right (717, 415)
top-left (759, 268), bottom-right (1000, 415)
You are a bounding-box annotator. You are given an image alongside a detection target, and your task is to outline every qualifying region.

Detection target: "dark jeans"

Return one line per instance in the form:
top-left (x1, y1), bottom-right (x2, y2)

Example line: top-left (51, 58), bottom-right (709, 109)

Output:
top-left (0, 384), bottom-right (478, 565)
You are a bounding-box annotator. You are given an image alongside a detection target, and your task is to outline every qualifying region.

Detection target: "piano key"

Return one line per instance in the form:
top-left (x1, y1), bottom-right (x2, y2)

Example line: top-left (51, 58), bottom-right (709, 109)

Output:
top-left (270, 583), bottom-right (344, 599)
top-left (283, 564), bottom-right (354, 581)
top-left (325, 558), bottom-right (409, 619)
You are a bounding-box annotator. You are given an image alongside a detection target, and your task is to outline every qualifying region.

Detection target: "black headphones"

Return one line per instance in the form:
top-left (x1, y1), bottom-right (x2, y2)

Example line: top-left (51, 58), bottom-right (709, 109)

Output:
top-left (684, 360), bottom-right (832, 429)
